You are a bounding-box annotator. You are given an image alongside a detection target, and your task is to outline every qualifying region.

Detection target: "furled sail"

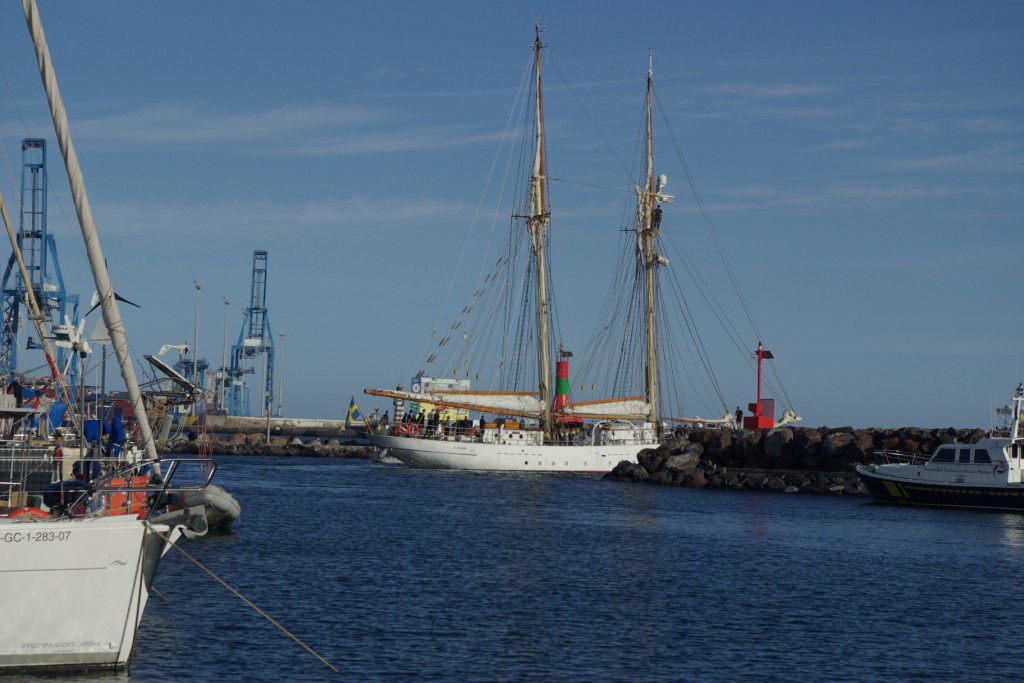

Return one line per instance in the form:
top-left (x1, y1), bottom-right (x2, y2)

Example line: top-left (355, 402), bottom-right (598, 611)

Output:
top-left (364, 388), bottom-right (544, 418)
top-left (558, 397), bottom-right (651, 420)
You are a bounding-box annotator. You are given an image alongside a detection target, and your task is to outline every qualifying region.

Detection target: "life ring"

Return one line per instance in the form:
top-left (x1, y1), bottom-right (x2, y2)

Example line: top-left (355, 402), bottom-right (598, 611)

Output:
top-left (7, 506), bottom-right (48, 520)
top-left (398, 423), bottom-right (421, 436)
top-left (411, 383), bottom-right (422, 393)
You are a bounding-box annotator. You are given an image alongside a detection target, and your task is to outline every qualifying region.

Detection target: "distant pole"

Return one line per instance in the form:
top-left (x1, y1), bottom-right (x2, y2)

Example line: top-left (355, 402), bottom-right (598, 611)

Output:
top-left (193, 281), bottom-right (202, 417)
top-left (79, 345), bottom-right (86, 449)
top-left (239, 310), bottom-right (247, 415)
top-left (265, 349), bottom-right (271, 444)
top-left (277, 333), bottom-right (286, 417)
top-left (756, 343), bottom-right (763, 417)
top-left (221, 297), bottom-right (229, 414)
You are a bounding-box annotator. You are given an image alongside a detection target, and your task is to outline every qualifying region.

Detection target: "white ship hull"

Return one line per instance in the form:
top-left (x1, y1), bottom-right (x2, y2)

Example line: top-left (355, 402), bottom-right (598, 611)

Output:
top-left (371, 433), bottom-right (648, 473)
top-left (0, 516), bottom-right (174, 671)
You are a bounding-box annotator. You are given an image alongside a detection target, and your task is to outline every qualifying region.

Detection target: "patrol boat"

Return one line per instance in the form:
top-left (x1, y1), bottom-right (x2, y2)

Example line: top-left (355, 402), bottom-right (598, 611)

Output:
top-left (856, 385), bottom-right (1024, 511)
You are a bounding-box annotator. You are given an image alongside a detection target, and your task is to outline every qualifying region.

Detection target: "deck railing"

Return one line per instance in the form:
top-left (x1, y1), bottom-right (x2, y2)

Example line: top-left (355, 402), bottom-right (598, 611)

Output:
top-left (0, 440), bottom-right (214, 518)
top-left (873, 449), bottom-right (930, 465)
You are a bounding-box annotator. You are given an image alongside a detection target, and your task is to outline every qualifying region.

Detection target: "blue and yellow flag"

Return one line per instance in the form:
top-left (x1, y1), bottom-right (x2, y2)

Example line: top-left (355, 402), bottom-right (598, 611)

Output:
top-left (345, 396), bottom-right (364, 429)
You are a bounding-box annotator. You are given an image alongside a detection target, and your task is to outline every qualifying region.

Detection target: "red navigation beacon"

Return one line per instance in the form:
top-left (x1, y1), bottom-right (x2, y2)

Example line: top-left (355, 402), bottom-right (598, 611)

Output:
top-left (744, 342), bottom-right (776, 430)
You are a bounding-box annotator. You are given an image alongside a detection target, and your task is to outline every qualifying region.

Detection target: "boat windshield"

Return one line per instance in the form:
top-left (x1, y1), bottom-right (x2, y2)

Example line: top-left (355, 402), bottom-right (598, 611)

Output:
top-left (931, 447), bottom-right (956, 463)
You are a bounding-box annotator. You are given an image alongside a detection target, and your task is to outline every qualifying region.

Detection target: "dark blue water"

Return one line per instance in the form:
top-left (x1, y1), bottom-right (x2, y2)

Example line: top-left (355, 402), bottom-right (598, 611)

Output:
top-left (113, 456), bottom-right (1024, 681)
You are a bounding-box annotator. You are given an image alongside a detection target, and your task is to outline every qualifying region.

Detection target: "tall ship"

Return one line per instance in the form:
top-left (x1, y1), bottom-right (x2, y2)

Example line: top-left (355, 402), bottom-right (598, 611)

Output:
top-left (365, 25), bottom-right (794, 472)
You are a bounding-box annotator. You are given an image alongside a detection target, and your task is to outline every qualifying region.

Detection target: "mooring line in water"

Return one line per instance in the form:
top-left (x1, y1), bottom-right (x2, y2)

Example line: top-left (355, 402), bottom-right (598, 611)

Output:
top-left (156, 529), bottom-right (339, 674)
top-left (150, 584), bottom-right (171, 605)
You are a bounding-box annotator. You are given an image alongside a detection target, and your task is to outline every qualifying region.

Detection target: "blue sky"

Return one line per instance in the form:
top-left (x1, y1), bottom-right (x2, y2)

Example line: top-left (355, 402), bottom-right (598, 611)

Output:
top-left (1, 0), bottom-right (1022, 429)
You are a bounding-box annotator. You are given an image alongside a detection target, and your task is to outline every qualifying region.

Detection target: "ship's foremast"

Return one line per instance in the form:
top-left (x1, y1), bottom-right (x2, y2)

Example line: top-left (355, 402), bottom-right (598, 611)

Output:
top-left (642, 57), bottom-right (659, 430)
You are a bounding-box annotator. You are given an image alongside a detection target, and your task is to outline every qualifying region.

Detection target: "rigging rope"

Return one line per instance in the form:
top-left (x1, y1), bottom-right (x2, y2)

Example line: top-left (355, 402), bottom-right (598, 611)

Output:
top-left (410, 53), bottom-right (535, 387)
top-left (653, 88), bottom-right (797, 412)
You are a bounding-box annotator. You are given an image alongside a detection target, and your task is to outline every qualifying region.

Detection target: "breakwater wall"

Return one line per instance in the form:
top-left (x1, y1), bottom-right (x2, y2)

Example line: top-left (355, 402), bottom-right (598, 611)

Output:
top-left (605, 424), bottom-right (991, 495)
top-left (162, 432), bottom-right (375, 459)
top-left (163, 423), bottom-right (994, 496)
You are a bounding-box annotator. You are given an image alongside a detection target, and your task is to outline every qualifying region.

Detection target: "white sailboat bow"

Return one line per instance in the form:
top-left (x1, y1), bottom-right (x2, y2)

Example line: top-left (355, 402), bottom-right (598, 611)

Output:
top-left (0, 1), bottom-right (194, 672)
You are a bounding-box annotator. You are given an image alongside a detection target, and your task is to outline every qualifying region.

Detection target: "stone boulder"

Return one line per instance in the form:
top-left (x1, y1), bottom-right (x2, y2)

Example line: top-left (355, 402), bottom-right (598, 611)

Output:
top-left (647, 470), bottom-right (673, 485)
top-left (763, 428), bottom-right (794, 459)
top-left (821, 431), bottom-right (854, 454)
top-left (791, 428), bottom-right (822, 455)
top-left (604, 460), bottom-right (649, 483)
top-left (637, 447), bottom-right (669, 475)
top-left (662, 451), bottom-right (701, 473)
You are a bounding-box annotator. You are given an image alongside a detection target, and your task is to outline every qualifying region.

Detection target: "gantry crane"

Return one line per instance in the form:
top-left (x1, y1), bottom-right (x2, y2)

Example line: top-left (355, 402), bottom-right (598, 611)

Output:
top-left (0, 138), bottom-right (80, 389)
top-left (224, 250), bottom-right (274, 416)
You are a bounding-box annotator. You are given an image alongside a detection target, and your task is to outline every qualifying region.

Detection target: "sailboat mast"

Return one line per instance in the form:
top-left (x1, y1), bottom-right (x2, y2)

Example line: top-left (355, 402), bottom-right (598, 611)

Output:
top-left (530, 22), bottom-right (553, 436)
top-left (23, 0), bottom-right (159, 461)
top-left (642, 56), bottom-right (659, 429)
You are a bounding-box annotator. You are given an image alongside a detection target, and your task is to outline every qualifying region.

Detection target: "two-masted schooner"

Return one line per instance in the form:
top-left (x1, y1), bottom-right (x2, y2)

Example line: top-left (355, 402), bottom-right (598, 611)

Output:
top-left (364, 25), bottom-right (724, 472)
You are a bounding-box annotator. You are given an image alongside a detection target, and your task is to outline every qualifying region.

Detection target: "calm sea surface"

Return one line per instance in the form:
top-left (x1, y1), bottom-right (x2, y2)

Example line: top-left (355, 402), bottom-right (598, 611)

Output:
top-left (36, 455), bottom-right (1024, 682)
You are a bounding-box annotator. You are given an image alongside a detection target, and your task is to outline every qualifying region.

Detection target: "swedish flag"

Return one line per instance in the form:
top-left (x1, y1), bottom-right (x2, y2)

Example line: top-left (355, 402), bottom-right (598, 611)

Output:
top-left (345, 397), bottom-right (364, 429)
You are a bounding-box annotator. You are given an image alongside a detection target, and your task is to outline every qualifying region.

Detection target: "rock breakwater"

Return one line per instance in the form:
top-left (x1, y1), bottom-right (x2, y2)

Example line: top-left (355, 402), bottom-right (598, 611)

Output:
top-left (605, 423), bottom-right (990, 495)
top-left (162, 432), bottom-right (375, 459)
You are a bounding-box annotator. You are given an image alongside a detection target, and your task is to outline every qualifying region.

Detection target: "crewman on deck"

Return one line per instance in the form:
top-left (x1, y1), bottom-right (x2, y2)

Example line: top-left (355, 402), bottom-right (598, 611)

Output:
top-left (53, 430), bottom-right (64, 478)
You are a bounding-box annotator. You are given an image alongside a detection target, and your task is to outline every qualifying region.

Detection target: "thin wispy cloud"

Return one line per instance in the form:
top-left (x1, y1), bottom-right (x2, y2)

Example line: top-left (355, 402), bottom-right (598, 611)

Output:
top-left (709, 180), bottom-right (955, 210)
top-left (876, 143), bottom-right (1024, 172)
top-left (59, 103), bottom-right (510, 157)
top-left (92, 196), bottom-right (470, 237)
top-left (364, 67), bottom-right (404, 80)
top-left (706, 83), bottom-right (830, 98)
top-left (818, 180), bottom-right (953, 204)
top-left (70, 104), bottom-right (392, 144)
top-left (886, 118), bottom-right (940, 135)
top-left (297, 124), bottom-right (505, 156)
top-left (821, 138), bottom-right (874, 150)
top-left (963, 117), bottom-right (1020, 134)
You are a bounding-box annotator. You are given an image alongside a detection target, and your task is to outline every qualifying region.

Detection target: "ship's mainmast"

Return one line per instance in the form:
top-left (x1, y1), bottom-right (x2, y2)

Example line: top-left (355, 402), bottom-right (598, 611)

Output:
top-left (637, 55), bottom-right (673, 432)
top-left (530, 21), bottom-right (553, 436)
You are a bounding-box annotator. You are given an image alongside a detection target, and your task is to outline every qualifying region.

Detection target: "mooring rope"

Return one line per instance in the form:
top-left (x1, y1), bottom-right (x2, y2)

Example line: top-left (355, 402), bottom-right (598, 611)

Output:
top-left (150, 525), bottom-right (339, 674)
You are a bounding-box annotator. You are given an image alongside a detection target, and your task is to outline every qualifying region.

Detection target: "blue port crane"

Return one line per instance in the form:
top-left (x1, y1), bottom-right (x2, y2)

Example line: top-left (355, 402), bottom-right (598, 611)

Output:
top-left (225, 250), bottom-right (274, 416)
top-left (0, 138), bottom-right (80, 389)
